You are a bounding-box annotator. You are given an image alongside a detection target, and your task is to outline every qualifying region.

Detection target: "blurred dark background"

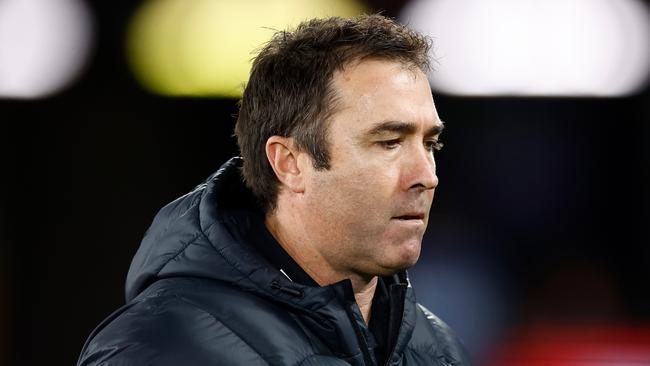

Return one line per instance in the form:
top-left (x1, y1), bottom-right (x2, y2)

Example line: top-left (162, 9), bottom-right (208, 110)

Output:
top-left (1, 0), bottom-right (649, 365)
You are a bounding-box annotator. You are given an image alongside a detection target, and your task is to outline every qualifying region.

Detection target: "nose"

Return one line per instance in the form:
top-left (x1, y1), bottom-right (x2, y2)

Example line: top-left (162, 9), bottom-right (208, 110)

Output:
top-left (403, 146), bottom-right (438, 192)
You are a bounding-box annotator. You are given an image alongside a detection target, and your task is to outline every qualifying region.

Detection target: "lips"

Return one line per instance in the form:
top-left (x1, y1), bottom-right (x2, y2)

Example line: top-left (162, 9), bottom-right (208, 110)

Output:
top-left (393, 213), bottom-right (425, 220)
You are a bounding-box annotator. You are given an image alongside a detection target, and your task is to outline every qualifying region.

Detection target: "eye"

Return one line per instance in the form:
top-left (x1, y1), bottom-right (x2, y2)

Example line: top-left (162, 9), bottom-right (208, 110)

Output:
top-left (425, 140), bottom-right (444, 152)
top-left (379, 139), bottom-right (402, 149)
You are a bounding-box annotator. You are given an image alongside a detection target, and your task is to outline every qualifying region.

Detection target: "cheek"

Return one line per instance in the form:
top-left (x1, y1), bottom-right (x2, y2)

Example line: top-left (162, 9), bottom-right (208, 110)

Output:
top-left (309, 165), bottom-right (397, 225)
top-left (333, 166), bottom-right (396, 209)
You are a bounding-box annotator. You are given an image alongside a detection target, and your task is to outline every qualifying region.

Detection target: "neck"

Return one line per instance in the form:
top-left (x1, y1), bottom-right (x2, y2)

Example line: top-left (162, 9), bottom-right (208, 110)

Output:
top-left (265, 207), bottom-right (378, 324)
top-left (353, 276), bottom-right (378, 324)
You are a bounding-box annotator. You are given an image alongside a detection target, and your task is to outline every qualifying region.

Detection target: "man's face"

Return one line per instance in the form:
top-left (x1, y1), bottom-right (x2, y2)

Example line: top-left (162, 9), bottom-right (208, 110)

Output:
top-left (301, 59), bottom-right (442, 279)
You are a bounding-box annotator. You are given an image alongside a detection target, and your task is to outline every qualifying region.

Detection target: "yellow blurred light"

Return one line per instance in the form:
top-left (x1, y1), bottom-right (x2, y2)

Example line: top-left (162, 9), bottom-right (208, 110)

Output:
top-left (127, 0), bottom-right (365, 97)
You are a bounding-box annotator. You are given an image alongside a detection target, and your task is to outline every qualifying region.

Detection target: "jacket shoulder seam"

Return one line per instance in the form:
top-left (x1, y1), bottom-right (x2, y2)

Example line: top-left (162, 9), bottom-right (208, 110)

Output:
top-left (153, 232), bottom-right (202, 277)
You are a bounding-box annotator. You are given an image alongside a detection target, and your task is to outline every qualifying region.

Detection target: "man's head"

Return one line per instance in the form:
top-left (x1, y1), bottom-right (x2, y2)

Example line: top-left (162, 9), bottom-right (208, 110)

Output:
top-left (235, 14), bottom-right (432, 212)
top-left (235, 15), bottom-right (442, 279)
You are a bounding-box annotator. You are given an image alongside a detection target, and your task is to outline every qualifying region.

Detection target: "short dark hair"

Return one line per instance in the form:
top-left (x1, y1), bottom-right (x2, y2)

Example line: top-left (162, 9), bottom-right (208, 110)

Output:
top-left (235, 14), bottom-right (432, 212)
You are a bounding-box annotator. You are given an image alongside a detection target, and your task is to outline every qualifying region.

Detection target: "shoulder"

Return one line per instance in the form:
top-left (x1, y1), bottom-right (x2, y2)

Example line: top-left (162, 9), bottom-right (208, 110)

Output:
top-left (78, 278), bottom-right (316, 366)
top-left (406, 303), bottom-right (473, 366)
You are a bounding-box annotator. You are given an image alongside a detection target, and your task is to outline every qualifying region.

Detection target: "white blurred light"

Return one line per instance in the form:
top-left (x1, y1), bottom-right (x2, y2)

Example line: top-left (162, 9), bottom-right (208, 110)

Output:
top-left (400, 0), bottom-right (650, 96)
top-left (0, 0), bottom-right (94, 99)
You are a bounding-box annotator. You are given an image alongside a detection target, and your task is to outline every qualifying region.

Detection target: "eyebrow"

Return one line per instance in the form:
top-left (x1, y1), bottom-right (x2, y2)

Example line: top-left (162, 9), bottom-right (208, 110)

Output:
top-left (364, 120), bottom-right (445, 137)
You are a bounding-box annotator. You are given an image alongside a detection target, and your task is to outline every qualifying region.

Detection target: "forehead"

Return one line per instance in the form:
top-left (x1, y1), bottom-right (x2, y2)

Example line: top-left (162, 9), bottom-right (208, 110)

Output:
top-left (329, 59), bottom-right (440, 134)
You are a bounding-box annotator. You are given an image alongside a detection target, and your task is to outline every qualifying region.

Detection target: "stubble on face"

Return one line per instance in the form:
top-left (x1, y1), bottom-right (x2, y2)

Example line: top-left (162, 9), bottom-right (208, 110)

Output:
top-left (297, 58), bottom-right (441, 279)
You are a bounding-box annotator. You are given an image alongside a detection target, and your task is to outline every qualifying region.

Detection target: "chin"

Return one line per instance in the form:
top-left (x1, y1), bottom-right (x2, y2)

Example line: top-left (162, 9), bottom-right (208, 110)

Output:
top-left (378, 241), bottom-right (422, 274)
top-left (396, 252), bottom-right (421, 271)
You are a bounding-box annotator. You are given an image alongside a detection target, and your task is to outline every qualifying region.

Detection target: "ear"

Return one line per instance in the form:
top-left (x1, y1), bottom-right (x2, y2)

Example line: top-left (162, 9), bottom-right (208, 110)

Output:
top-left (265, 136), bottom-right (305, 193)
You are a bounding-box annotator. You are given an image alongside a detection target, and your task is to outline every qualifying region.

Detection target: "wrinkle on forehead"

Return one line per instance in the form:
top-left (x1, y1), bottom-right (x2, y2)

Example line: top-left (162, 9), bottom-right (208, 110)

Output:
top-left (331, 59), bottom-right (431, 110)
top-left (325, 58), bottom-right (439, 151)
top-left (332, 57), bottom-right (426, 87)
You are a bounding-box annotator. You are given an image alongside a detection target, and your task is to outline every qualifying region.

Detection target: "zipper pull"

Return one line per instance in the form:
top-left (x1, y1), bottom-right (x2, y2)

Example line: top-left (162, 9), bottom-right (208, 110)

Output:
top-left (270, 281), bottom-right (303, 297)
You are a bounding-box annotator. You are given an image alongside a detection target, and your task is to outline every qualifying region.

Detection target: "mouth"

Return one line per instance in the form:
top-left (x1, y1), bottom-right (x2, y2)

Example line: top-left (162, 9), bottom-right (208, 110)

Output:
top-left (392, 213), bottom-right (425, 221)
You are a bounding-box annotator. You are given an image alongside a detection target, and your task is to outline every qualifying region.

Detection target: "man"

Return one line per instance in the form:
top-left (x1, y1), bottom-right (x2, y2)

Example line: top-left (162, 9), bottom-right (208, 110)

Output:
top-left (78, 15), bottom-right (471, 366)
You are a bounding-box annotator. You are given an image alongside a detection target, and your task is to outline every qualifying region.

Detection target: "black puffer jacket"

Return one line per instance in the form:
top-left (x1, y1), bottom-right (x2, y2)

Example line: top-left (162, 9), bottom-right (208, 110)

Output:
top-left (78, 157), bottom-right (471, 366)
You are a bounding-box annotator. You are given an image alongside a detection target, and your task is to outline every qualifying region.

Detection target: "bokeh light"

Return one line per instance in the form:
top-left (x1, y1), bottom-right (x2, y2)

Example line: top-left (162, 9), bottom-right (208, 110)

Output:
top-left (126, 0), bottom-right (365, 97)
top-left (0, 0), bottom-right (94, 99)
top-left (400, 0), bottom-right (650, 96)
